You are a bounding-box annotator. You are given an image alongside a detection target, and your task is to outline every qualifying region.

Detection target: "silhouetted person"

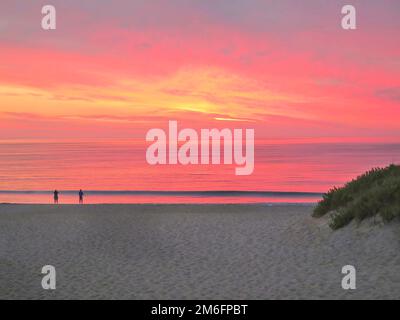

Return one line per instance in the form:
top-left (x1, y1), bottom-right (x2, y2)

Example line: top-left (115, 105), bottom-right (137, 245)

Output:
top-left (54, 190), bottom-right (59, 204)
top-left (79, 189), bottom-right (84, 204)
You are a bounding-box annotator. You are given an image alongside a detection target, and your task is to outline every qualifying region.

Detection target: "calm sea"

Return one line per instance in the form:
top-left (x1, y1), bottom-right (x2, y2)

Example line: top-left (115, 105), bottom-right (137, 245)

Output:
top-left (0, 140), bottom-right (399, 204)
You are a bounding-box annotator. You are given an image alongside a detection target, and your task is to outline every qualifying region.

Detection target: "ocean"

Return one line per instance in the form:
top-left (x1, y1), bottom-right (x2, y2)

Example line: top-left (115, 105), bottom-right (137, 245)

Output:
top-left (0, 140), bottom-right (399, 203)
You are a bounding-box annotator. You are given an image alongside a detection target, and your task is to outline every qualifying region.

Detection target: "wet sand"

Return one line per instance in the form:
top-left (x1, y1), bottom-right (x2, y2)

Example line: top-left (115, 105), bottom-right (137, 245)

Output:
top-left (0, 204), bottom-right (399, 299)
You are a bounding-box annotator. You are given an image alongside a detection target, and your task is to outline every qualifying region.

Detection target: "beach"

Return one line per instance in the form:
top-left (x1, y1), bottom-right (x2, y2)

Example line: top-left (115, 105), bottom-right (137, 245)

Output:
top-left (0, 204), bottom-right (399, 300)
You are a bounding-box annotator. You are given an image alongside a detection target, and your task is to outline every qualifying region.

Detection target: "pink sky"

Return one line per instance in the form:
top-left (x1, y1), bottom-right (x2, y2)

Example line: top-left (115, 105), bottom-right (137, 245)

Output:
top-left (0, 0), bottom-right (399, 141)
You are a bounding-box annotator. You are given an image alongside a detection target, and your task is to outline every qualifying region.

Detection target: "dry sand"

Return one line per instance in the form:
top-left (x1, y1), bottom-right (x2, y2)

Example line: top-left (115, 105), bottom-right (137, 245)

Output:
top-left (0, 204), bottom-right (399, 300)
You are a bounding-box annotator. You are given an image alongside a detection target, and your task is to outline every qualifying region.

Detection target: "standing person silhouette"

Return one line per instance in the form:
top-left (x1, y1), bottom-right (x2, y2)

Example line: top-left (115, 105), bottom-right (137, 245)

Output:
top-left (79, 189), bottom-right (84, 204)
top-left (54, 190), bottom-right (59, 204)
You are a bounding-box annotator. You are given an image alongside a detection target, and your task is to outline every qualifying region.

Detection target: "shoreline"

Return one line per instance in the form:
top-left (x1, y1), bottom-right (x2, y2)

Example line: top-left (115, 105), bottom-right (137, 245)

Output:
top-left (0, 203), bottom-right (317, 206)
top-left (0, 191), bottom-right (323, 205)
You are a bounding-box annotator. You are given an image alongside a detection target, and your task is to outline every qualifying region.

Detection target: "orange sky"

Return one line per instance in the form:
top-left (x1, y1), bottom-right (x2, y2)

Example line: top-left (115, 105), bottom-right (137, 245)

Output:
top-left (0, 0), bottom-right (399, 141)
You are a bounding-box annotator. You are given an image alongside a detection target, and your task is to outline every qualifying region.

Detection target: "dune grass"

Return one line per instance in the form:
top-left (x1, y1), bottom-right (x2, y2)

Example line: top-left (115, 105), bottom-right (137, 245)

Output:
top-left (313, 164), bottom-right (400, 229)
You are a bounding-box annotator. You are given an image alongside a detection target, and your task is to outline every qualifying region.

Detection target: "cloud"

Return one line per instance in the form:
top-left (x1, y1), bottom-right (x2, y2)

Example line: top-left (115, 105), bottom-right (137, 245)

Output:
top-left (375, 87), bottom-right (400, 102)
top-left (1, 1), bottom-right (400, 141)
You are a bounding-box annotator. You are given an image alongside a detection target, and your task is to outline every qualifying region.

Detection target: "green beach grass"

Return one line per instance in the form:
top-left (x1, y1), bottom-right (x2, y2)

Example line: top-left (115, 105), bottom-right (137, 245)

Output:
top-left (313, 164), bottom-right (400, 229)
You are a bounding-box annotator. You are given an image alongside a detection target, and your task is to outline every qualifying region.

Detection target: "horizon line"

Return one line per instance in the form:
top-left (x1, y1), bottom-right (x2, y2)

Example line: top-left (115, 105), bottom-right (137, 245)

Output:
top-left (0, 190), bottom-right (324, 195)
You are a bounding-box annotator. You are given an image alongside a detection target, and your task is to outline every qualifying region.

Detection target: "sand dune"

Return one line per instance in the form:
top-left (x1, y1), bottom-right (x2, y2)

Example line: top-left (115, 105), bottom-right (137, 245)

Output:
top-left (0, 204), bottom-right (399, 299)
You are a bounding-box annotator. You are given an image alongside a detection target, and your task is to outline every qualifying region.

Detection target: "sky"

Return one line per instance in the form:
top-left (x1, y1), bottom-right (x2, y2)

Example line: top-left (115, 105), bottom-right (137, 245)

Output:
top-left (0, 0), bottom-right (399, 141)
